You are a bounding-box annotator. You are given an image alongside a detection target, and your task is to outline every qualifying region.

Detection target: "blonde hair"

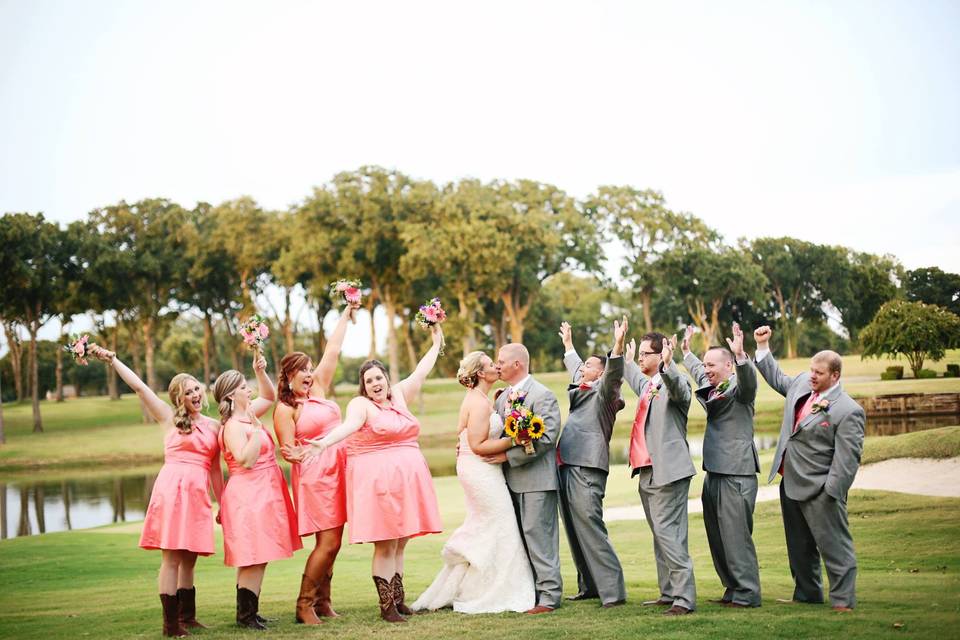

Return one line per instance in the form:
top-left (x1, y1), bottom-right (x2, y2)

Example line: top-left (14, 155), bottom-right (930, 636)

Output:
top-left (168, 373), bottom-right (202, 435)
top-left (457, 351), bottom-right (487, 388)
top-left (212, 370), bottom-right (245, 424)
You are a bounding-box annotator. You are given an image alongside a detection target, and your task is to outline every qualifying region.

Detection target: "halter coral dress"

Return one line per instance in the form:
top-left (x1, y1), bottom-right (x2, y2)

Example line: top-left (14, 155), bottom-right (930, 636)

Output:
top-left (346, 392), bottom-right (442, 544)
top-left (139, 416), bottom-right (221, 555)
top-left (291, 397), bottom-right (348, 536)
top-left (218, 419), bottom-right (302, 566)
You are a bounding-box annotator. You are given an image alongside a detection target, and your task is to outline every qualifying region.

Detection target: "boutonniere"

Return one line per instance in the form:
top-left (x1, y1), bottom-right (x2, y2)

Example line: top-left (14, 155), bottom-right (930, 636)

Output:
top-left (811, 398), bottom-right (830, 414)
top-left (648, 385), bottom-right (659, 399)
top-left (818, 420), bottom-right (830, 428)
top-left (578, 383), bottom-right (592, 391)
top-left (507, 389), bottom-right (528, 405)
top-left (715, 379), bottom-right (731, 395)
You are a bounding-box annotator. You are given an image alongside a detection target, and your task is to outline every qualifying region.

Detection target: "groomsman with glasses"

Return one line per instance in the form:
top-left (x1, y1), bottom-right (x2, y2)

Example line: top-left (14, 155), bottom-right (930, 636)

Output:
top-left (556, 318), bottom-right (629, 608)
top-left (753, 325), bottom-right (865, 612)
top-left (624, 332), bottom-right (697, 616)
top-left (681, 322), bottom-right (762, 608)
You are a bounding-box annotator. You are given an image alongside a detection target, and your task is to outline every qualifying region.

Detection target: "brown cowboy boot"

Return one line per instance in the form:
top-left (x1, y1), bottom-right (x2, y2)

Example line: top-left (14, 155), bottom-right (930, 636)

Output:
top-left (160, 594), bottom-right (189, 637)
top-left (177, 587), bottom-right (207, 629)
top-left (296, 574), bottom-right (324, 625)
top-left (236, 586), bottom-right (267, 630)
top-left (313, 572), bottom-right (340, 618)
top-left (373, 575), bottom-right (406, 623)
top-left (391, 573), bottom-right (415, 616)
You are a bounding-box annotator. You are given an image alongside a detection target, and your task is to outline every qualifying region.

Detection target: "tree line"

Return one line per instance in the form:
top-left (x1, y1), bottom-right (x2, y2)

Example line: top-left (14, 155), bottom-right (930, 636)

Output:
top-left (3, 165), bottom-right (960, 435)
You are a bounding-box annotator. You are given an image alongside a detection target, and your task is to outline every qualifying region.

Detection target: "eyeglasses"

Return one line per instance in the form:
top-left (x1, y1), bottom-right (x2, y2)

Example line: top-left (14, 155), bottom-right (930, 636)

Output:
top-left (639, 351), bottom-right (661, 358)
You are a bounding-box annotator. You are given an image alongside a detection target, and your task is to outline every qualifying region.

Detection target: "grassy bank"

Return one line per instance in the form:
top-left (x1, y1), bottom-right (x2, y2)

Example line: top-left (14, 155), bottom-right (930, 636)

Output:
top-left (2, 350), bottom-right (958, 475)
top-left (862, 426), bottom-right (960, 464)
top-left (0, 488), bottom-right (958, 639)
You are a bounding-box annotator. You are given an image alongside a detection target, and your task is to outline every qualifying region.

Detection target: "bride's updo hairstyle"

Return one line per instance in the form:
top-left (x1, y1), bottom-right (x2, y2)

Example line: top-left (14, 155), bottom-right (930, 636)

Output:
top-left (457, 351), bottom-right (487, 389)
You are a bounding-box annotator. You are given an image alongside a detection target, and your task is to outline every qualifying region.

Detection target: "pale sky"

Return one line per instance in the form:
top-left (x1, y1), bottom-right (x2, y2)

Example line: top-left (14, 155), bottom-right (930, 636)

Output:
top-left (2, 1), bottom-right (959, 356)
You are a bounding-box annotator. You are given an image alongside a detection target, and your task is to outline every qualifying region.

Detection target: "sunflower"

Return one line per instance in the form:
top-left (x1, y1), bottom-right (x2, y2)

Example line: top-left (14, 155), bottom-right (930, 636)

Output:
top-left (504, 415), bottom-right (519, 438)
top-left (528, 416), bottom-right (545, 439)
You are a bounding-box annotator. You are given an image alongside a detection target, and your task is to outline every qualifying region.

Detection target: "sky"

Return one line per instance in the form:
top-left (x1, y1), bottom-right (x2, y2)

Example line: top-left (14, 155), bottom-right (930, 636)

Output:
top-left (1, 0), bottom-right (959, 356)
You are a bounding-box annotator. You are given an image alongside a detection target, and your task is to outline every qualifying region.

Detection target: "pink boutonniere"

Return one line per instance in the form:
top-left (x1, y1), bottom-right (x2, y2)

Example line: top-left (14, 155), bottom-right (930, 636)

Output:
top-left (819, 420), bottom-right (830, 428)
top-left (648, 385), bottom-right (659, 399)
top-left (578, 383), bottom-right (592, 391)
top-left (810, 398), bottom-right (830, 414)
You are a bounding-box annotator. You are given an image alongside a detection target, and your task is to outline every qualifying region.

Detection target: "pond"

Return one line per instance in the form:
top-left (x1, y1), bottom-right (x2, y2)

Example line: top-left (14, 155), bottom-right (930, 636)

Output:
top-left (2, 416), bottom-right (954, 539)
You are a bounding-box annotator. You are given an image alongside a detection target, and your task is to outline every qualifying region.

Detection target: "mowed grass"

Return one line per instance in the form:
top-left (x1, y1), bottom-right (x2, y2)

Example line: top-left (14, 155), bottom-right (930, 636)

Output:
top-left (2, 349), bottom-right (959, 475)
top-left (0, 489), bottom-right (958, 639)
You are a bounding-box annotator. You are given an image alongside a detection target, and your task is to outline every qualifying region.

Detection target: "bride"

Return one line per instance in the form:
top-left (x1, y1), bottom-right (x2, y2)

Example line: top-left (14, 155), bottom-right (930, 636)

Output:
top-left (411, 351), bottom-right (535, 614)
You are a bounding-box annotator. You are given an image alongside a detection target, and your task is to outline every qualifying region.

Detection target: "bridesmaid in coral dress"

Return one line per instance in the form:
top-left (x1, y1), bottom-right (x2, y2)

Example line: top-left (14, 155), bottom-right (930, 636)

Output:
top-left (273, 302), bottom-right (358, 624)
top-left (293, 325), bottom-right (444, 623)
top-left (88, 344), bottom-right (226, 638)
top-left (213, 359), bottom-right (300, 630)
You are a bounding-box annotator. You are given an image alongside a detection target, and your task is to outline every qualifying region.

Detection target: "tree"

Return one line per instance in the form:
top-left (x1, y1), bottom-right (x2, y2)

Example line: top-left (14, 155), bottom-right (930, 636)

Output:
top-left (584, 186), bottom-right (714, 332)
top-left (660, 243), bottom-right (768, 347)
top-left (860, 300), bottom-right (960, 377)
top-left (823, 249), bottom-right (901, 345)
top-left (492, 179), bottom-right (602, 343)
top-left (905, 267), bottom-right (960, 316)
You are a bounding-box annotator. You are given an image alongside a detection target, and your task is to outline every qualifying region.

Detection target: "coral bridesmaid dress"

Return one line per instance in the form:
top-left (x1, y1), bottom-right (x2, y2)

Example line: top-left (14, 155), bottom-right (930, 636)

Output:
top-left (346, 392), bottom-right (442, 544)
top-left (140, 416), bottom-right (221, 555)
top-left (219, 419), bottom-right (302, 566)
top-left (291, 397), bottom-right (348, 536)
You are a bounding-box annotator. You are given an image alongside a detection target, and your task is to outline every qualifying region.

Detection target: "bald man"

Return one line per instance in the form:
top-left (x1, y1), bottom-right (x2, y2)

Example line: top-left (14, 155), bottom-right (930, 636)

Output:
top-left (491, 342), bottom-right (563, 613)
top-left (753, 327), bottom-right (865, 612)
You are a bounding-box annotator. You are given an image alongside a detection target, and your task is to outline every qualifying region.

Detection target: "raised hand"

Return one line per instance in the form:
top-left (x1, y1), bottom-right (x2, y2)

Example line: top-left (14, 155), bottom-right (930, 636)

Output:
top-left (681, 325), bottom-right (695, 355)
top-left (431, 323), bottom-right (444, 347)
top-left (726, 322), bottom-right (746, 359)
top-left (88, 344), bottom-right (116, 363)
top-left (612, 316), bottom-right (628, 355)
top-left (558, 321), bottom-right (573, 351)
top-left (625, 338), bottom-right (636, 363)
top-left (253, 352), bottom-right (267, 372)
top-left (754, 325), bottom-right (772, 348)
top-left (661, 334), bottom-right (677, 367)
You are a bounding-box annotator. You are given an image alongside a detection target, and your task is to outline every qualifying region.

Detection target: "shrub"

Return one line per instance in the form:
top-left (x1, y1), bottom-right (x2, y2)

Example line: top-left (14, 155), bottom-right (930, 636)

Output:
top-left (885, 365), bottom-right (904, 379)
top-left (916, 369), bottom-right (938, 379)
top-left (946, 364), bottom-right (960, 378)
top-left (880, 371), bottom-right (899, 381)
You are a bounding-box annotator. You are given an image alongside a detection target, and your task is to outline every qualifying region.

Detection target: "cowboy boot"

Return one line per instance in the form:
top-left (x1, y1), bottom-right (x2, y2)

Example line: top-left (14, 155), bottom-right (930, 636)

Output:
top-left (160, 594), bottom-right (189, 637)
top-left (373, 576), bottom-right (405, 623)
top-left (313, 572), bottom-right (340, 618)
top-left (392, 573), bottom-right (415, 616)
top-left (295, 574), bottom-right (324, 625)
top-left (177, 587), bottom-right (207, 629)
top-left (236, 586), bottom-right (267, 630)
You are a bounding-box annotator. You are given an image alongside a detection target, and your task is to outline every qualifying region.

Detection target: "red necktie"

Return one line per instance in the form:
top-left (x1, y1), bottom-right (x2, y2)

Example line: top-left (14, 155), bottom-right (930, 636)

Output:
top-left (629, 384), bottom-right (654, 469)
top-left (780, 392), bottom-right (819, 475)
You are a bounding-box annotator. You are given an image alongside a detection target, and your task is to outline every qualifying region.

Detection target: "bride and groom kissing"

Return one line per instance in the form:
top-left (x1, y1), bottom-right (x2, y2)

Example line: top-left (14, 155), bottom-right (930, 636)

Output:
top-left (412, 319), bottom-right (631, 614)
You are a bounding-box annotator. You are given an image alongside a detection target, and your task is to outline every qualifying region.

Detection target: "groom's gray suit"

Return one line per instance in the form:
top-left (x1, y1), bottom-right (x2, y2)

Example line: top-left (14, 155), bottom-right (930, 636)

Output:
top-left (756, 350), bottom-right (864, 608)
top-left (496, 375), bottom-right (563, 609)
top-left (556, 350), bottom-right (627, 605)
top-left (683, 352), bottom-right (762, 607)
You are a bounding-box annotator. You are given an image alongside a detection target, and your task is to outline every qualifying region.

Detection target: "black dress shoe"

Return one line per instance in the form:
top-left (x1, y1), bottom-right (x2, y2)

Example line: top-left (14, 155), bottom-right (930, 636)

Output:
top-left (566, 592), bottom-right (599, 601)
top-left (601, 600), bottom-right (626, 608)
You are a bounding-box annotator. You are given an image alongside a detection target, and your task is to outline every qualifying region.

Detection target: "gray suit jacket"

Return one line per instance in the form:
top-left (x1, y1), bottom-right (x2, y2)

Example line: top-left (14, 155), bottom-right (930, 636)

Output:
top-left (683, 352), bottom-right (760, 475)
top-left (624, 360), bottom-right (696, 487)
top-left (496, 376), bottom-right (562, 493)
top-left (557, 351), bottom-right (625, 472)
top-left (756, 353), bottom-right (865, 502)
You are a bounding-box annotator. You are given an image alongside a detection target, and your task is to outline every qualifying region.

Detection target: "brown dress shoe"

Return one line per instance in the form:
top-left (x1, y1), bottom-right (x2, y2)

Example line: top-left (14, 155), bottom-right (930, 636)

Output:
top-left (642, 598), bottom-right (673, 606)
top-left (832, 606), bottom-right (854, 613)
top-left (525, 605), bottom-right (555, 614)
top-left (721, 601), bottom-right (750, 609)
top-left (708, 598), bottom-right (730, 605)
top-left (663, 605), bottom-right (693, 616)
top-left (601, 600), bottom-right (626, 608)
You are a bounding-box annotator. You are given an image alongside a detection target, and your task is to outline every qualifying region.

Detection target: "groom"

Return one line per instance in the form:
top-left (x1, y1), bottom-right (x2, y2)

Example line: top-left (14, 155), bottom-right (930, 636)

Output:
top-left (490, 343), bottom-right (563, 613)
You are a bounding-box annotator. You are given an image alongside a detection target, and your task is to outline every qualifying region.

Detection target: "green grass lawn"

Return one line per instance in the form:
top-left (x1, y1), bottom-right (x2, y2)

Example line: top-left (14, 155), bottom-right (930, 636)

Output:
top-left (0, 489), bottom-right (957, 639)
top-left (2, 350), bottom-right (959, 475)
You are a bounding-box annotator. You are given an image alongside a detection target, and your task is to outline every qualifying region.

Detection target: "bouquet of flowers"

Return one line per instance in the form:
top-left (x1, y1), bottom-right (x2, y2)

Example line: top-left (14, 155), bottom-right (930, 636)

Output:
top-left (329, 279), bottom-right (363, 323)
top-left (502, 389), bottom-right (546, 455)
top-left (239, 315), bottom-right (269, 351)
top-left (415, 297), bottom-right (447, 355)
top-left (64, 334), bottom-right (91, 366)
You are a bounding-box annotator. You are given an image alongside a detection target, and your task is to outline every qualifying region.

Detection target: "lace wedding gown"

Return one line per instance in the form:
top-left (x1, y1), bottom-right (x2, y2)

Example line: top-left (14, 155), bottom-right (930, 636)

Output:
top-left (411, 412), bottom-right (535, 613)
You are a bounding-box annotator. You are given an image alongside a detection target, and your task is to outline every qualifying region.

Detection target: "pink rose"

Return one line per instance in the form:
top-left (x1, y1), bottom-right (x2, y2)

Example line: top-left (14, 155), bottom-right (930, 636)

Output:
top-left (243, 333), bottom-right (256, 345)
top-left (344, 287), bottom-right (361, 303)
top-left (258, 323), bottom-right (269, 338)
top-left (424, 307), bottom-right (438, 322)
top-left (819, 421), bottom-right (830, 428)
top-left (73, 342), bottom-right (86, 356)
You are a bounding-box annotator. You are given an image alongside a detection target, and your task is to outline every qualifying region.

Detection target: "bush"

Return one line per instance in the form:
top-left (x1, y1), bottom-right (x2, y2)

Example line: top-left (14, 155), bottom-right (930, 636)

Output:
top-left (916, 369), bottom-right (938, 379)
top-left (880, 371), bottom-right (899, 381)
top-left (885, 365), bottom-right (904, 379)
top-left (946, 364), bottom-right (960, 378)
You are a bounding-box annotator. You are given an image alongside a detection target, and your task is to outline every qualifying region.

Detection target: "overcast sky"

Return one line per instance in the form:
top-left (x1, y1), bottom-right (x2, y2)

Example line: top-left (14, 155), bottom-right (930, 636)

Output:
top-left (2, 1), bottom-right (958, 355)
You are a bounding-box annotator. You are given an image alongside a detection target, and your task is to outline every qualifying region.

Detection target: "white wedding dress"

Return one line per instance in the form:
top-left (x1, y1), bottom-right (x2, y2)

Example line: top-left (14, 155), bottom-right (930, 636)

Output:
top-left (411, 412), bottom-right (535, 613)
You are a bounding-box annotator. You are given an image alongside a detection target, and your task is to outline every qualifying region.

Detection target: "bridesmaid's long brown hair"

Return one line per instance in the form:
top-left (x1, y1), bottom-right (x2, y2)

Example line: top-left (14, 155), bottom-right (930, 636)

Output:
top-left (278, 352), bottom-right (311, 408)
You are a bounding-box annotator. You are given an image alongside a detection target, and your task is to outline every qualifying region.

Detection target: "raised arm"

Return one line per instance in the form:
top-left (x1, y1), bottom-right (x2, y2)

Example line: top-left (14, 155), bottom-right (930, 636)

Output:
top-left (397, 324), bottom-right (443, 404)
top-left (505, 390), bottom-right (561, 468)
top-left (249, 351), bottom-right (276, 417)
top-left (660, 335), bottom-right (692, 409)
top-left (752, 326), bottom-right (794, 397)
top-left (727, 323), bottom-right (758, 403)
top-left (223, 420), bottom-right (263, 470)
top-left (599, 316), bottom-right (628, 402)
top-left (311, 303), bottom-right (358, 395)
top-left (89, 345), bottom-right (172, 424)
top-left (300, 397), bottom-right (369, 456)
top-left (559, 322), bottom-right (582, 381)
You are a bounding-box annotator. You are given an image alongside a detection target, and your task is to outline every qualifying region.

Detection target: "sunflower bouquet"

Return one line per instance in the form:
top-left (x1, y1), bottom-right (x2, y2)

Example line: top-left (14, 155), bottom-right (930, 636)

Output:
top-left (502, 389), bottom-right (546, 455)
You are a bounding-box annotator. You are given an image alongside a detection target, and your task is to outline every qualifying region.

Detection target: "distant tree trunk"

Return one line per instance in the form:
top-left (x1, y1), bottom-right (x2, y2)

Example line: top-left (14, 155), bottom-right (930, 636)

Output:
top-left (61, 481), bottom-right (71, 530)
top-left (0, 483), bottom-right (7, 539)
top-left (639, 287), bottom-right (654, 333)
top-left (457, 291), bottom-right (476, 356)
top-left (142, 315), bottom-right (158, 391)
top-left (221, 316), bottom-right (242, 371)
top-left (27, 315), bottom-right (42, 433)
top-left (55, 321), bottom-right (66, 402)
top-left (397, 315), bottom-right (417, 372)
top-left (107, 328), bottom-right (119, 400)
top-left (126, 322), bottom-right (151, 423)
top-left (501, 291), bottom-right (531, 344)
top-left (202, 311), bottom-right (213, 387)
top-left (112, 478), bottom-right (126, 523)
top-left (0, 374), bottom-right (5, 444)
top-left (18, 486), bottom-right (31, 537)
top-left (382, 290), bottom-right (400, 382)
top-left (2, 321), bottom-right (24, 401)
top-left (34, 485), bottom-right (45, 534)
top-left (282, 289), bottom-right (295, 354)
top-left (365, 297), bottom-right (378, 360)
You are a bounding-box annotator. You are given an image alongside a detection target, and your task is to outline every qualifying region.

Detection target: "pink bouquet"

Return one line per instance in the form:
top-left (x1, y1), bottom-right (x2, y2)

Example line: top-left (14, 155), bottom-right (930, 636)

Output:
top-left (239, 315), bottom-right (269, 350)
top-left (64, 334), bottom-right (90, 366)
top-left (329, 279), bottom-right (363, 323)
top-left (416, 297), bottom-right (447, 355)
